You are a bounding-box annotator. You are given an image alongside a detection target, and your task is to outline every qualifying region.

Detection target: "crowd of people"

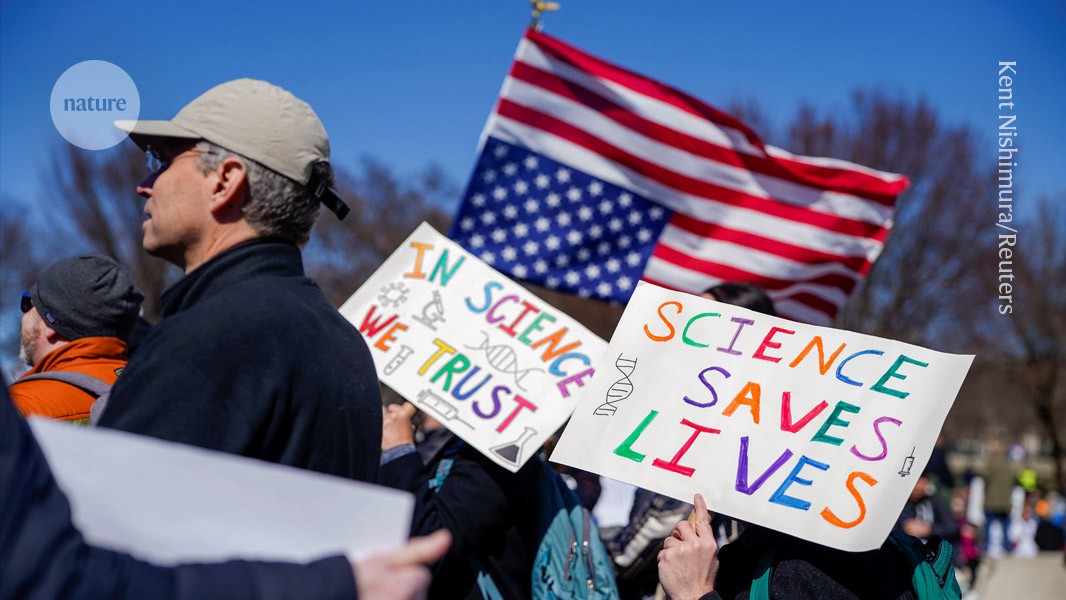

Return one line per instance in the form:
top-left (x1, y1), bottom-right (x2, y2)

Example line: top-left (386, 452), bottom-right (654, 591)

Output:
top-left (4, 77), bottom-right (1063, 600)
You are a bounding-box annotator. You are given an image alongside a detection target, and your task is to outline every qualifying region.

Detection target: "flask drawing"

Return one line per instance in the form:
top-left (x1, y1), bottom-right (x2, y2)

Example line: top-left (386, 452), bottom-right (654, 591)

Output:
top-left (490, 426), bottom-right (536, 467)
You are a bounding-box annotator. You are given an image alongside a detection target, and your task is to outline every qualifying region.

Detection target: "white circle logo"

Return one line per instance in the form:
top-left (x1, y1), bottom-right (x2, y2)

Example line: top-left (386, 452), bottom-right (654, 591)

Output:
top-left (50, 60), bottom-right (140, 150)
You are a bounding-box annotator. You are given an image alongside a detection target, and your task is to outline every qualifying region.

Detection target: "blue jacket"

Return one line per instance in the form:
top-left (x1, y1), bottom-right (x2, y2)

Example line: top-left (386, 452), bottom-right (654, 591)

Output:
top-left (99, 239), bottom-right (381, 482)
top-left (0, 388), bottom-right (357, 600)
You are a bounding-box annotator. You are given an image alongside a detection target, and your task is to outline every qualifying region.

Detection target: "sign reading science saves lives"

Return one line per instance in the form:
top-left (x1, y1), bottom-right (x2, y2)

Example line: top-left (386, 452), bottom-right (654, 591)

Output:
top-left (551, 283), bottom-right (974, 551)
top-left (340, 223), bottom-right (606, 472)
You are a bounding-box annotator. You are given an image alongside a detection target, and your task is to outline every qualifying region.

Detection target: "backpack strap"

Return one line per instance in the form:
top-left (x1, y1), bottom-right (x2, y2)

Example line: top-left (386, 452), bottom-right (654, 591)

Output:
top-left (749, 537), bottom-right (781, 600)
top-left (13, 371), bottom-right (111, 397)
top-left (13, 371), bottom-right (114, 426)
top-left (428, 457), bottom-right (455, 493)
top-left (887, 531), bottom-right (961, 599)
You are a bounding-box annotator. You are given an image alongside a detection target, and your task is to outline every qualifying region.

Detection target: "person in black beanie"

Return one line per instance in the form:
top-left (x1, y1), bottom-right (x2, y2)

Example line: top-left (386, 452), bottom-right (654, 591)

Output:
top-left (10, 255), bottom-right (143, 423)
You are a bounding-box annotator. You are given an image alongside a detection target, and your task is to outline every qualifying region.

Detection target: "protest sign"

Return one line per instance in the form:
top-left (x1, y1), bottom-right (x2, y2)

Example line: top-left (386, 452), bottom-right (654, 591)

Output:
top-left (32, 419), bottom-right (412, 564)
top-left (551, 283), bottom-right (973, 551)
top-left (339, 222), bottom-right (607, 472)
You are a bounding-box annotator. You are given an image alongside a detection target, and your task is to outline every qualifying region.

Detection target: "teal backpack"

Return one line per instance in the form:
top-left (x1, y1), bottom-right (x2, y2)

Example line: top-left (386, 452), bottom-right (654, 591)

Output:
top-left (473, 456), bottom-right (619, 600)
top-left (750, 531), bottom-right (960, 600)
top-left (530, 458), bottom-right (619, 599)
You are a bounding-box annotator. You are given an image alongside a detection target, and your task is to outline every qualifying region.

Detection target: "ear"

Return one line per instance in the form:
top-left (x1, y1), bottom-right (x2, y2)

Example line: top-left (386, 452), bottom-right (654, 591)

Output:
top-left (207, 157), bottom-right (249, 216)
top-left (42, 324), bottom-right (65, 344)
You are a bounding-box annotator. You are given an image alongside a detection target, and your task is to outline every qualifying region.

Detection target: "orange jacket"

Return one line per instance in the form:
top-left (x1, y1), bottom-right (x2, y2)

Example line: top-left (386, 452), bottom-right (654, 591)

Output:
top-left (9, 337), bottom-right (129, 422)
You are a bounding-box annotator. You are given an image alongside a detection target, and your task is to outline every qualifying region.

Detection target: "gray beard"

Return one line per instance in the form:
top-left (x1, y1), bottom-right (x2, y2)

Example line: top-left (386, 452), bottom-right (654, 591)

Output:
top-left (18, 338), bottom-right (34, 367)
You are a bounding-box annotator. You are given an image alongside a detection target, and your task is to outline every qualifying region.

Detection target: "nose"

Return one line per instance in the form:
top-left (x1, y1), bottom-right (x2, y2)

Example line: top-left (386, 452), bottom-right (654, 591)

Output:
top-left (137, 171), bottom-right (160, 198)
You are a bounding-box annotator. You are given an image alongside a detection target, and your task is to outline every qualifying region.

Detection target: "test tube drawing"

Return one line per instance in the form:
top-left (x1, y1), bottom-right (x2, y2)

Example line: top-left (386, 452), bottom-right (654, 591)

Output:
top-left (898, 447), bottom-right (917, 477)
top-left (384, 345), bottom-right (414, 375)
top-left (416, 389), bottom-right (473, 429)
top-left (489, 426), bottom-right (537, 467)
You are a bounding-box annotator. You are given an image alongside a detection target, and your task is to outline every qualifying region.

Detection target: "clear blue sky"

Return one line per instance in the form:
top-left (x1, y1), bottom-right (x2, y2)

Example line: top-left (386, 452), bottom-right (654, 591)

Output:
top-left (2, 0), bottom-right (1063, 219)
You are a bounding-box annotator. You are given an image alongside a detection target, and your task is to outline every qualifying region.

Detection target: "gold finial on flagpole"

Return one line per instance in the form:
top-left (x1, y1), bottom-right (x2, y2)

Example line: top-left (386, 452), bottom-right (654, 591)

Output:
top-left (530, 0), bottom-right (560, 30)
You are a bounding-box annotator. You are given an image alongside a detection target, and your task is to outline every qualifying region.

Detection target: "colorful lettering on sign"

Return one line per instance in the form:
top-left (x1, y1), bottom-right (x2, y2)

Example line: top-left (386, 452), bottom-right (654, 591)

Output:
top-left (404, 241), bottom-right (465, 286)
top-left (465, 281), bottom-right (590, 376)
top-left (811, 402), bottom-right (861, 446)
top-left (768, 456), bottom-right (830, 511)
top-left (821, 471), bottom-right (878, 528)
top-left (358, 305), bottom-right (409, 351)
top-left (614, 410), bottom-right (659, 462)
top-left (722, 382), bottom-right (761, 424)
top-left (870, 355), bottom-right (929, 399)
top-left (735, 436), bottom-right (793, 495)
top-left (779, 392), bottom-right (829, 434)
top-left (850, 416), bottom-right (903, 461)
top-left (652, 419), bottom-right (721, 477)
top-left (684, 366), bottom-right (730, 408)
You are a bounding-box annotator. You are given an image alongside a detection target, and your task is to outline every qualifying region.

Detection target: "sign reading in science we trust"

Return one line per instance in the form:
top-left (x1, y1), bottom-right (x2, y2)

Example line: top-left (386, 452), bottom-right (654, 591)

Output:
top-left (339, 223), bottom-right (607, 472)
top-left (551, 283), bottom-right (974, 551)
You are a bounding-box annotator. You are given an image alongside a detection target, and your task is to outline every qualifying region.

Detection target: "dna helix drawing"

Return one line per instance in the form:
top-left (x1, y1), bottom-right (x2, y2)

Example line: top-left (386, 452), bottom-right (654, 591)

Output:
top-left (594, 354), bottom-right (638, 416)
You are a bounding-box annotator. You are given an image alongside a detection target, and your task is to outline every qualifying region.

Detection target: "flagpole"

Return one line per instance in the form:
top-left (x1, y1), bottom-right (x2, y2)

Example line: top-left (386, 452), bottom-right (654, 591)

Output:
top-left (529, 0), bottom-right (560, 31)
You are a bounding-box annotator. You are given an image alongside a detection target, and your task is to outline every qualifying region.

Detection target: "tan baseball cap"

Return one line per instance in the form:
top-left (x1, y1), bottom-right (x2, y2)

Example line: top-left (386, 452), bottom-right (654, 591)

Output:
top-left (115, 78), bottom-right (349, 219)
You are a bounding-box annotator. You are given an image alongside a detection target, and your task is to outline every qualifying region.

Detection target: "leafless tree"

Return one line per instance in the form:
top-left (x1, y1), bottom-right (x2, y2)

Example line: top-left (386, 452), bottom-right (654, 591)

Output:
top-left (305, 159), bottom-right (454, 305)
top-left (992, 199), bottom-right (1066, 489)
top-left (46, 143), bottom-right (177, 321)
top-left (0, 207), bottom-right (56, 377)
top-left (780, 92), bottom-right (997, 345)
top-left (742, 92), bottom-right (1065, 489)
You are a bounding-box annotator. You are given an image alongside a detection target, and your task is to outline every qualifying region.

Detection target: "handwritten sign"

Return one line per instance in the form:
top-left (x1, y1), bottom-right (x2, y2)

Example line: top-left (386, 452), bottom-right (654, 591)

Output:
top-left (551, 283), bottom-right (973, 551)
top-left (339, 223), bottom-right (607, 472)
top-left (32, 419), bottom-right (413, 564)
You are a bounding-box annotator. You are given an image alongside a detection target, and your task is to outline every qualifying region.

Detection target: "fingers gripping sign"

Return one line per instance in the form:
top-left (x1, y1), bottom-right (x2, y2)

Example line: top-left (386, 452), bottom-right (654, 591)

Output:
top-left (658, 494), bottom-right (719, 600)
top-left (382, 402), bottom-right (418, 450)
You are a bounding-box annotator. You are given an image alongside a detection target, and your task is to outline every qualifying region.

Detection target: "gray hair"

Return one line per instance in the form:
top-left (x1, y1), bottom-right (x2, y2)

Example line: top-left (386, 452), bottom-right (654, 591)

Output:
top-left (196, 141), bottom-right (323, 246)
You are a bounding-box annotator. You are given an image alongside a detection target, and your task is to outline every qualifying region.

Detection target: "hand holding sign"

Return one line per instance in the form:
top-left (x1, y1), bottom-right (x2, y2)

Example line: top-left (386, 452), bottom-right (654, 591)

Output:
top-left (659, 493), bottom-right (719, 600)
top-left (552, 283), bottom-right (973, 551)
top-left (382, 403), bottom-right (418, 451)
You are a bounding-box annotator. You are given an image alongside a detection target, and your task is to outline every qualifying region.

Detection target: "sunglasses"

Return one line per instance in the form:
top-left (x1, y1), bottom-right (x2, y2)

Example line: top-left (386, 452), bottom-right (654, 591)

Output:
top-left (146, 143), bottom-right (204, 173)
top-left (21, 290), bottom-right (32, 314)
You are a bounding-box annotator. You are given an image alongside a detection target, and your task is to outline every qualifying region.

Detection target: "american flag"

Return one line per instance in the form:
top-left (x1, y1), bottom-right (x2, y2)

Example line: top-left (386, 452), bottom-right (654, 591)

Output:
top-left (449, 28), bottom-right (908, 325)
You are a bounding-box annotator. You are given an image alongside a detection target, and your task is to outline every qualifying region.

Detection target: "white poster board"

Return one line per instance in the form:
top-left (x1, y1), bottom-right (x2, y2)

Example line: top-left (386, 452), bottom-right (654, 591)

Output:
top-left (551, 283), bottom-right (973, 551)
top-left (31, 419), bottom-right (413, 564)
top-left (339, 222), bottom-right (607, 472)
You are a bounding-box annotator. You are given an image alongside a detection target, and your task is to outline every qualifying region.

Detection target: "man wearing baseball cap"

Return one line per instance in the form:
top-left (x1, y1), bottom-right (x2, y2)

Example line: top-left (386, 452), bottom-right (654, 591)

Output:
top-left (11, 255), bottom-right (144, 423)
top-left (99, 79), bottom-right (381, 482)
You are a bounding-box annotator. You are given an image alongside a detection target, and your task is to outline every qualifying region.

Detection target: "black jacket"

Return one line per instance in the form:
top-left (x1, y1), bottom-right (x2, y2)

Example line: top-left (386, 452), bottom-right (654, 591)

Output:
top-left (99, 239), bottom-right (381, 482)
top-left (379, 430), bottom-right (538, 600)
top-left (702, 526), bottom-right (916, 600)
top-left (0, 387), bottom-right (356, 600)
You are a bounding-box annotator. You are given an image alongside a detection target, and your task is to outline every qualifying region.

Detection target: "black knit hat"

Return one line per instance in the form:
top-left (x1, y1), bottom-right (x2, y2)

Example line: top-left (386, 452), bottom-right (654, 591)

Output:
top-left (29, 255), bottom-right (144, 342)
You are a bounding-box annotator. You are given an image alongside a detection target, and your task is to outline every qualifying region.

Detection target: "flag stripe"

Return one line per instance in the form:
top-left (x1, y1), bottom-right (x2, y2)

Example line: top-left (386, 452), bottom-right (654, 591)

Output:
top-left (656, 225), bottom-right (866, 285)
top-left (665, 212), bottom-right (873, 270)
top-left (519, 33), bottom-right (908, 199)
top-left (487, 115), bottom-right (889, 262)
top-left (495, 99), bottom-right (889, 240)
top-left (452, 30), bottom-right (905, 324)
top-left (507, 62), bottom-right (895, 224)
top-left (649, 243), bottom-right (860, 295)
